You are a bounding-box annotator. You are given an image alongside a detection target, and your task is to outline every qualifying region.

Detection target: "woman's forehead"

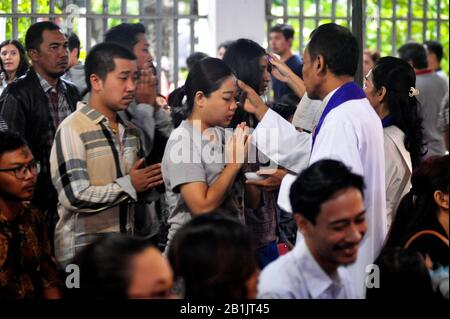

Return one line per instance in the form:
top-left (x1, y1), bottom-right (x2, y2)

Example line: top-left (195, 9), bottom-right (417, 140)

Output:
top-left (219, 75), bottom-right (238, 91)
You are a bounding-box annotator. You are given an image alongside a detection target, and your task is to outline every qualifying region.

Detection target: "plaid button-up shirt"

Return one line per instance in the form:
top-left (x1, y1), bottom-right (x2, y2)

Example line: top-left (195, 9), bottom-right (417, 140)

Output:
top-left (50, 102), bottom-right (143, 264)
top-left (35, 72), bottom-right (73, 176)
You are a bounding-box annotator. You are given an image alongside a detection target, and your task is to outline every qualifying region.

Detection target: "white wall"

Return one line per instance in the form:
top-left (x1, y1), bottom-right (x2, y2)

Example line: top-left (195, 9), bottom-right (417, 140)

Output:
top-left (208, 0), bottom-right (266, 57)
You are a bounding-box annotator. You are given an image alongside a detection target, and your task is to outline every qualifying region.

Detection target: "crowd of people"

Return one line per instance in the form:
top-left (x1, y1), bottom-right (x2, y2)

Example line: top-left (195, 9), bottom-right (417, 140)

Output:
top-left (0, 20), bottom-right (448, 300)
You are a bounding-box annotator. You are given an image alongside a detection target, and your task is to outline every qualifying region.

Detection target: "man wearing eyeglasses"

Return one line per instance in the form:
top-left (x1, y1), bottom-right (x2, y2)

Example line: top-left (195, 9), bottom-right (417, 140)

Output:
top-left (0, 131), bottom-right (60, 299)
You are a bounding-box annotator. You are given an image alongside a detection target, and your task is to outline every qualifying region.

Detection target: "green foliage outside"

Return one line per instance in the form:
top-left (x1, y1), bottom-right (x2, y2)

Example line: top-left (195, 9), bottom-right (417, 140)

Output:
top-left (1, 0), bottom-right (449, 75)
top-left (270, 0), bottom-right (449, 75)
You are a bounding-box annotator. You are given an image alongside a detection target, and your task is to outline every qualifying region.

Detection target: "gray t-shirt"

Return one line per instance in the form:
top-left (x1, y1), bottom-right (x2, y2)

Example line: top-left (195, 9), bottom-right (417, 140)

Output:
top-left (162, 120), bottom-right (244, 245)
top-left (416, 72), bottom-right (448, 157)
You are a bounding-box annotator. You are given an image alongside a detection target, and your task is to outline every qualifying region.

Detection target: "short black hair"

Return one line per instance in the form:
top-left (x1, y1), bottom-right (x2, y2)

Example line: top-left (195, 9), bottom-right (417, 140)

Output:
top-left (186, 51), bottom-right (209, 71)
top-left (84, 42), bottom-right (136, 92)
top-left (307, 23), bottom-right (359, 77)
top-left (25, 21), bottom-right (61, 52)
top-left (217, 40), bottom-right (233, 51)
top-left (424, 40), bottom-right (444, 62)
top-left (268, 93), bottom-right (300, 120)
top-left (0, 131), bottom-right (28, 158)
top-left (104, 23), bottom-right (146, 49)
top-left (168, 213), bottom-right (258, 299)
top-left (68, 233), bottom-right (156, 298)
top-left (67, 32), bottom-right (81, 58)
top-left (290, 159), bottom-right (365, 223)
top-left (269, 23), bottom-right (295, 40)
top-left (398, 42), bottom-right (428, 69)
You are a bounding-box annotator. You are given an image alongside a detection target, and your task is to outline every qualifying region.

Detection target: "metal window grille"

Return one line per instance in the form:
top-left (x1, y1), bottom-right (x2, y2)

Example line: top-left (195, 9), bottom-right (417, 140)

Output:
top-left (0, 0), bottom-right (208, 88)
top-left (266, 0), bottom-right (449, 57)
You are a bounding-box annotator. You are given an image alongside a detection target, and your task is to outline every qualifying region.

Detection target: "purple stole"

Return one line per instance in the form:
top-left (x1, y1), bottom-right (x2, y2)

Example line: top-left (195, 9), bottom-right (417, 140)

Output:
top-left (312, 82), bottom-right (366, 149)
top-left (381, 115), bottom-right (394, 128)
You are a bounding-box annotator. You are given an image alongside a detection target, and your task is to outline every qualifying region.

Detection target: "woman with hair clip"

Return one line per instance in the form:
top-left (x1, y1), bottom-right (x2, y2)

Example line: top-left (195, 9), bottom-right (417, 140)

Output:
top-left (0, 40), bottom-right (29, 95)
top-left (161, 57), bottom-right (251, 250)
top-left (364, 56), bottom-right (425, 227)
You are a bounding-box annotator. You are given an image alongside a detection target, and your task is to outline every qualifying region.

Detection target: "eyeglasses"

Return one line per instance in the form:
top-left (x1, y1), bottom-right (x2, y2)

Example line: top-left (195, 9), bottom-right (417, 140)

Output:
top-left (0, 160), bottom-right (40, 179)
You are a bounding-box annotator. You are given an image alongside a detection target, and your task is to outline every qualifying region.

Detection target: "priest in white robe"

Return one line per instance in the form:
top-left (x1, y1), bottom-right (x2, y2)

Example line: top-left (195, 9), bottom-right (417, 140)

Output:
top-left (239, 23), bottom-right (387, 297)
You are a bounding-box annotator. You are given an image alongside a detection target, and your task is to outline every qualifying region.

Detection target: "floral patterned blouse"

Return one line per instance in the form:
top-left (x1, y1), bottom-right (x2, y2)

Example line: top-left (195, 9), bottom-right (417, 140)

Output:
top-left (0, 203), bottom-right (60, 298)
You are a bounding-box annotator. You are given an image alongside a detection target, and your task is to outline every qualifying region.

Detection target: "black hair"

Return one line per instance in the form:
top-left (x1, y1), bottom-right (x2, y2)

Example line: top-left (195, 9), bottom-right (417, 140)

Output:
top-left (0, 39), bottom-right (30, 81)
top-left (269, 23), bottom-right (295, 40)
top-left (25, 21), bottom-right (61, 52)
top-left (223, 38), bottom-right (267, 93)
top-left (67, 233), bottom-right (156, 299)
top-left (167, 87), bottom-right (186, 128)
top-left (366, 247), bottom-right (434, 299)
top-left (223, 39), bottom-right (268, 128)
top-left (84, 42), bottom-right (136, 92)
top-left (398, 42), bottom-right (428, 69)
top-left (186, 51), bottom-right (209, 71)
top-left (0, 131), bottom-right (28, 158)
top-left (104, 23), bottom-right (146, 49)
top-left (290, 159), bottom-right (365, 223)
top-left (424, 40), bottom-right (444, 62)
top-left (371, 56), bottom-right (425, 168)
top-left (217, 40), bottom-right (233, 51)
top-left (268, 93), bottom-right (300, 120)
top-left (67, 32), bottom-right (81, 59)
top-left (383, 155), bottom-right (449, 250)
top-left (307, 23), bottom-right (359, 77)
top-left (169, 57), bottom-right (234, 120)
top-left (168, 213), bottom-right (258, 299)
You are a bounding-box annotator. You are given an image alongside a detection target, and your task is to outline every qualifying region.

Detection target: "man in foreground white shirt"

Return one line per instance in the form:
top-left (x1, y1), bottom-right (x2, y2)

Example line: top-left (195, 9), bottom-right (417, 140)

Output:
top-left (258, 160), bottom-right (365, 299)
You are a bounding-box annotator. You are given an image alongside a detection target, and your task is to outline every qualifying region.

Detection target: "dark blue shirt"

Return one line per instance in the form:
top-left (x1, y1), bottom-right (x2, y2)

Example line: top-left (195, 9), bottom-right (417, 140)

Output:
top-left (271, 54), bottom-right (303, 101)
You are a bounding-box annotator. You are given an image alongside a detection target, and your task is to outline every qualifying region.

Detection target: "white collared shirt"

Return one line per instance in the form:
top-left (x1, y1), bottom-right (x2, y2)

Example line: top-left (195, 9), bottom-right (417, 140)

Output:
top-left (257, 238), bottom-right (359, 299)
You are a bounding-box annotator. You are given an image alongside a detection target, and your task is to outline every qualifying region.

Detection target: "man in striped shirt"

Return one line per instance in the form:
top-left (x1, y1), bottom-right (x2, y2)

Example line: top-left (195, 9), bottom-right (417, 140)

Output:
top-left (50, 43), bottom-right (163, 264)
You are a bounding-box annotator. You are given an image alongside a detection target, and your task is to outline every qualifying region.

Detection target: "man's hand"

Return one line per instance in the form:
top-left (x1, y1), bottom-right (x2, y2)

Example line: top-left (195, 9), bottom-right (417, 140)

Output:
top-left (135, 69), bottom-right (157, 107)
top-left (268, 54), bottom-right (305, 98)
top-left (236, 80), bottom-right (269, 121)
top-left (245, 168), bottom-right (288, 192)
top-left (269, 54), bottom-right (292, 83)
top-left (129, 159), bottom-right (164, 193)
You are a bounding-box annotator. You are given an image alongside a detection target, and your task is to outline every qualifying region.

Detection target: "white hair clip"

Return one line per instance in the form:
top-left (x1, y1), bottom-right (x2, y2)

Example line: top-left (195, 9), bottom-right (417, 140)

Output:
top-left (409, 87), bottom-right (420, 97)
top-left (181, 95), bottom-right (187, 105)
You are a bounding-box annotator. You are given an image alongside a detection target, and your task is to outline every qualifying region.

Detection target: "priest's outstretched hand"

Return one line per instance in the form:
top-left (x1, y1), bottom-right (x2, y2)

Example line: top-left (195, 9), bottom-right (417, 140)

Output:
top-left (236, 80), bottom-right (269, 121)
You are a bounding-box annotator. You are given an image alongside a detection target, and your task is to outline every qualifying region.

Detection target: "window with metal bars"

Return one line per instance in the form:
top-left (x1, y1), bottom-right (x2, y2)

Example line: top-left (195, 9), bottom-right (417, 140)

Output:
top-left (266, 0), bottom-right (449, 75)
top-left (0, 0), bottom-right (209, 90)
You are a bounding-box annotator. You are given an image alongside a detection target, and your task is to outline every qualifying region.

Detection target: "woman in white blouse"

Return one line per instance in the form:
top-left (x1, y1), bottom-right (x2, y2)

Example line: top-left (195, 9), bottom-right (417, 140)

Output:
top-left (364, 56), bottom-right (425, 228)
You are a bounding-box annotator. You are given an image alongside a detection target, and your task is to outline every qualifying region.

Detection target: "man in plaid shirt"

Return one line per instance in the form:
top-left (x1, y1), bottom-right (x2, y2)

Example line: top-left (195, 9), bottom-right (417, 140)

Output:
top-left (50, 43), bottom-right (163, 264)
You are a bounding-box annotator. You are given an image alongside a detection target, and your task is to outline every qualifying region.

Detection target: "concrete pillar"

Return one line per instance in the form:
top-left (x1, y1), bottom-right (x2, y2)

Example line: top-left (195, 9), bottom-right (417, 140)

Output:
top-left (208, 0), bottom-right (266, 57)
